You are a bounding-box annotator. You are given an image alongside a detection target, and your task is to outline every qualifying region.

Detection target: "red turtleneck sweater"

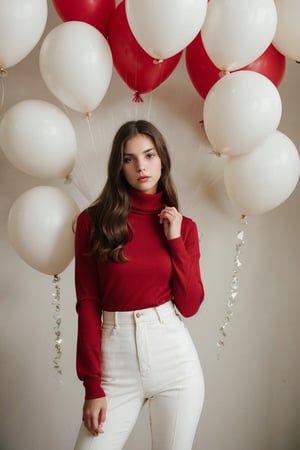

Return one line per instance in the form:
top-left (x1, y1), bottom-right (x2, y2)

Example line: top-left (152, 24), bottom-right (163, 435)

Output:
top-left (75, 189), bottom-right (204, 399)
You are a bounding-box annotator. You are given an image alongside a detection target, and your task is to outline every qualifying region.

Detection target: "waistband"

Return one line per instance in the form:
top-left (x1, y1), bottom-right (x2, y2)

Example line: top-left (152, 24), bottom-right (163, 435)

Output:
top-left (102, 301), bottom-right (176, 326)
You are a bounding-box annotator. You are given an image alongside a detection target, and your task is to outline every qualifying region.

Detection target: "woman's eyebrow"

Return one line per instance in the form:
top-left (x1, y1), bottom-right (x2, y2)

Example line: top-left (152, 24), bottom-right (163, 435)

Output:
top-left (124, 147), bottom-right (155, 156)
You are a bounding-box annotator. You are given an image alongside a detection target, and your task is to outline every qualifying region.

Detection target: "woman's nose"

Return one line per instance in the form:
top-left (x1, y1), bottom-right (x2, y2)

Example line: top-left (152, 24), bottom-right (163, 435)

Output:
top-left (136, 159), bottom-right (145, 172)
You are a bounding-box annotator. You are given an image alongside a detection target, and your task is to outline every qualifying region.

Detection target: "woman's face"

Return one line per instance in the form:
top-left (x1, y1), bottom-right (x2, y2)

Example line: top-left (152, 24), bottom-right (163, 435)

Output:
top-left (122, 134), bottom-right (162, 194)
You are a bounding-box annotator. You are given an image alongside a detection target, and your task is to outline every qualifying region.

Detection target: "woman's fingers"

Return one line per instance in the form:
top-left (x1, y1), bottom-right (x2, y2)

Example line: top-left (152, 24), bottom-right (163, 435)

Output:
top-left (83, 397), bottom-right (107, 435)
top-left (159, 206), bottom-right (182, 239)
top-left (159, 206), bottom-right (180, 222)
top-left (99, 406), bottom-right (106, 426)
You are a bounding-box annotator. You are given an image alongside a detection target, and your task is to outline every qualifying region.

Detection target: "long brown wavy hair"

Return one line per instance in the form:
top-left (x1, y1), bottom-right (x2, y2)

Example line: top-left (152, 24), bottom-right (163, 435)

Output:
top-left (87, 120), bottom-right (179, 262)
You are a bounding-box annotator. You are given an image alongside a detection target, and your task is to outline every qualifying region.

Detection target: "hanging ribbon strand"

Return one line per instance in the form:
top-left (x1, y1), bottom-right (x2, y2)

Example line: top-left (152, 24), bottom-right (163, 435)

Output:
top-left (69, 114), bottom-right (99, 204)
top-left (0, 67), bottom-right (8, 116)
top-left (52, 274), bottom-right (62, 375)
top-left (217, 214), bottom-right (248, 358)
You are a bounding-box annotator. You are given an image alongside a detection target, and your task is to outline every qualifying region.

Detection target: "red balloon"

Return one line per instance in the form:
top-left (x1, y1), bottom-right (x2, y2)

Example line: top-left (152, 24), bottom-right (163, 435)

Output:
top-left (107, 1), bottom-right (182, 101)
top-left (52, 0), bottom-right (115, 36)
top-left (246, 45), bottom-right (286, 87)
top-left (185, 33), bottom-right (219, 99)
top-left (185, 33), bottom-right (286, 99)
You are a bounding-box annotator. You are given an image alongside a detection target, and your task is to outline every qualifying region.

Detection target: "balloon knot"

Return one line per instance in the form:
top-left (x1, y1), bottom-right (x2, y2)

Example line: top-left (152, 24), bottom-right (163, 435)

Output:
top-left (219, 69), bottom-right (230, 78)
top-left (64, 174), bottom-right (73, 184)
top-left (199, 119), bottom-right (204, 127)
top-left (0, 67), bottom-right (8, 78)
top-left (209, 149), bottom-right (222, 157)
top-left (132, 92), bottom-right (144, 103)
top-left (153, 59), bottom-right (163, 64)
top-left (86, 111), bottom-right (92, 118)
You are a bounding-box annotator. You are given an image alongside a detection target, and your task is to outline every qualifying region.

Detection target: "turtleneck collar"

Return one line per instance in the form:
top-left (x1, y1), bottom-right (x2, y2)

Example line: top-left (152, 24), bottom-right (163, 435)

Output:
top-left (130, 188), bottom-right (165, 213)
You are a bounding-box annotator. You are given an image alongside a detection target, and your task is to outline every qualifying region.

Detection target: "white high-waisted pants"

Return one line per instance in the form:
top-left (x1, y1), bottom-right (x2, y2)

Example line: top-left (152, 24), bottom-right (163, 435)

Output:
top-left (74, 301), bottom-right (205, 450)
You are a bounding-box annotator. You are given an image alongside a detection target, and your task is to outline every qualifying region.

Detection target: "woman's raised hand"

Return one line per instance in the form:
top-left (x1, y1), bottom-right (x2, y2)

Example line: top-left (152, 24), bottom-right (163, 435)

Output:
top-left (159, 206), bottom-right (182, 240)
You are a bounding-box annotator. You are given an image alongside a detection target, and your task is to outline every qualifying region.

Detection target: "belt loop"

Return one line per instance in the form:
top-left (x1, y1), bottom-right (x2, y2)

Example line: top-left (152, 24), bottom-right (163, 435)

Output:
top-left (154, 306), bottom-right (165, 323)
top-left (114, 311), bottom-right (119, 329)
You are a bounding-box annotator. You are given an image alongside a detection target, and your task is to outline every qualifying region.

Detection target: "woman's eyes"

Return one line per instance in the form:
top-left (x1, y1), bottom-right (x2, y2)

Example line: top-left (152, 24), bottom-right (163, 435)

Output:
top-left (123, 152), bottom-right (156, 164)
top-left (146, 152), bottom-right (155, 159)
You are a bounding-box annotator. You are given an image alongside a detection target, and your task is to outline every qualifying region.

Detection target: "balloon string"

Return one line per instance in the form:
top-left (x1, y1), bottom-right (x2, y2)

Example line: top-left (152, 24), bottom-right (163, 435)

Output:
top-left (73, 146), bottom-right (96, 203)
top-left (71, 175), bottom-right (94, 203)
top-left (0, 68), bottom-right (7, 117)
top-left (67, 115), bottom-right (99, 203)
top-left (57, 105), bottom-right (96, 202)
top-left (52, 274), bottom-right (62, 375)
top-left (206, 172), bottom-right (224, 188)
top-left (63, 173), bottom-right (93, 203)
top-left (217, 214), bottom-right (248, 359)
top-left (86, 114), bottom-right (97, 154)
top-left (147, 92), bottom-right (153, 121)
top-left (62, 145), bottom-right (96, 202)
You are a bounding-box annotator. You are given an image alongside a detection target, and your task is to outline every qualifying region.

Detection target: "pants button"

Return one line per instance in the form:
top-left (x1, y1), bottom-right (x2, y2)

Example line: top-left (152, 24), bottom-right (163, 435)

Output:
top-left (136, 312), bottom-right (143, 318)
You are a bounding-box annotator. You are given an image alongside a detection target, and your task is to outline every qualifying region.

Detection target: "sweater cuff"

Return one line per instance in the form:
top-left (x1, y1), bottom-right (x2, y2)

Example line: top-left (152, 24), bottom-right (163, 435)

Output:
top-left (167, 236), bottom-right (186, 255)
top-left (84, 379), bottom-right (106, 400)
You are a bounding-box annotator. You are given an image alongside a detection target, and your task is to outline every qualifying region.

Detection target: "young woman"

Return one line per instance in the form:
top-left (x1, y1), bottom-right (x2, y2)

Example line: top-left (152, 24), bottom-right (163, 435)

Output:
top-left (74, 120), bottom-right (205, 450)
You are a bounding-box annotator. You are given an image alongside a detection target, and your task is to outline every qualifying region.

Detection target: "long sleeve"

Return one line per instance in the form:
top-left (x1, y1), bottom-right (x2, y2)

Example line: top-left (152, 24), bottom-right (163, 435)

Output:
top-left (167, 218), bottom-right (204, 317)
top-left (75, 211), bottom-right (105, 399)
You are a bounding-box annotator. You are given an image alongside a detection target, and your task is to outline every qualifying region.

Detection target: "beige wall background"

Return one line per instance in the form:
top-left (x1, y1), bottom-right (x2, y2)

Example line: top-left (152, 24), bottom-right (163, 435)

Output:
top-left (1, 2), bottom-right (300, 449)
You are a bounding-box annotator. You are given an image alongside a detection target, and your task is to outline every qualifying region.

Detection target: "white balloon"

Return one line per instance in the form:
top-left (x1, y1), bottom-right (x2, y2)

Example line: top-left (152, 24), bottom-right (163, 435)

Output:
top-left (39, 21), bottom-right (113, 114)
top-left (203, 71), bottom-right (282, 156)
top-left (8, 186), bottom-right (80, 275)
top-left (0, 0), bottom-right (47, 69)
top-left (125, 0), bottom-right (207, 60)
top-left (273, 0), bottom-right (300, 61)
top-left (201, 0), bottom-right (277, 70)
top-left (0, 100), bottom-right (77, 179)
top-left (224, 131), bottom-right (300, 216)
